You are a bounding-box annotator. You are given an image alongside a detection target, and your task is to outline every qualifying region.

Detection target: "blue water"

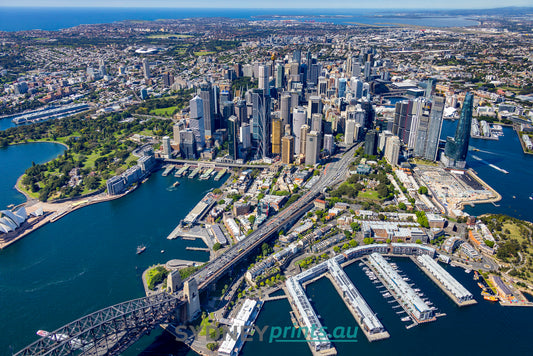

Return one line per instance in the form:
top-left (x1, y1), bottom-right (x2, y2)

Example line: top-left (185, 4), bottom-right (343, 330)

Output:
top-left (0, 142), bottom-right (223, 354)
top-left (0, 7), bottom-right (478, 32)
top-left (441, 120), bottom-right (533, 222)
top-left (0, 142), bottom-right (66, 209)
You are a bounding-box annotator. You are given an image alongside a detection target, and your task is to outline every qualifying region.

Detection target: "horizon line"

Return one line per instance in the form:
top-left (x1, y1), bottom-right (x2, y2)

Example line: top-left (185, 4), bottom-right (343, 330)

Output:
top-left (0, 5), bottom-right (531, 10)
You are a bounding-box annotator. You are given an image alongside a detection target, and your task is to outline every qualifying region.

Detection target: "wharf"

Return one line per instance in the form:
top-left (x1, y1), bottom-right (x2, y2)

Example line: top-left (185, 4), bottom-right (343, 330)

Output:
top-left (162, 165), bottom-right (175, 177)
top-left (199, 168), bottom-right (214, 180)
top-left (188, 167), bottom-right (200, 179)
top-left (325, 272), bottom-right (390, 342)
top-left (214, 168), bottom-right (227, 181)
top-left (363, 259), bottom-right (434, 327)
top-left (282, 284), bottom-right (338, 356)
top-left (174, 164), bottom-right (190, 177)
top-left (186, 246), bottom-right (210, 252)
top-left (410, 256), bottom-right (477, 307)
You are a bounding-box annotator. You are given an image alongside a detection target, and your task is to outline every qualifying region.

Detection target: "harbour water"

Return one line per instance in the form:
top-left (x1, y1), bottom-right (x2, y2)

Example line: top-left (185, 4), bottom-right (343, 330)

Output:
top-left (242, 258), bottom-right (533, 355)
top-left (0, 143), bottom-right (222, 354)
top-left (1, 119), bottom-right (532, 355)
top-left (440, 120), bottom-right (533, 222)
top-left (0, 142), bottom-right (66, 209)
top-left (0, 7), bottom-right (479, 32)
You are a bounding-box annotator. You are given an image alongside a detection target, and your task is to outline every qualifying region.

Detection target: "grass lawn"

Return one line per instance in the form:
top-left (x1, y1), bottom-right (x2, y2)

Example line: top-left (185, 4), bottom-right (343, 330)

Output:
top-left (17, 177), bottom-right (40, 199)
top-left (194, 51), bottom-right (216, 56)
top-left (150, 106), bottom-right (180, 117)
top-left (358, 190), bottom-right (381, 200)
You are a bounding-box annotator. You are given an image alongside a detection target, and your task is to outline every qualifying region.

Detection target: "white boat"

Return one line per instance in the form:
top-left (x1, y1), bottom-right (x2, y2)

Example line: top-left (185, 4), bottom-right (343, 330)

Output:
top-left (401, 316), bottom-right (411, 322)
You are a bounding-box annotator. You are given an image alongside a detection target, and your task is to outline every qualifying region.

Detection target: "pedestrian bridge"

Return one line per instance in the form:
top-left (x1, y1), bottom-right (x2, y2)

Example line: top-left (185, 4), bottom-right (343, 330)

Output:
top-left (15, 292), bottom-right (183, 356)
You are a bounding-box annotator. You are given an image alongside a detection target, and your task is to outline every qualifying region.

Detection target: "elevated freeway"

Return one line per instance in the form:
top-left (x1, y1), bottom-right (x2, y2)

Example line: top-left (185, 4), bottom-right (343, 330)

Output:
top-left (191, 144), bottom-right (359, 290)
top-left (14, 144), bottom-right (359, 356)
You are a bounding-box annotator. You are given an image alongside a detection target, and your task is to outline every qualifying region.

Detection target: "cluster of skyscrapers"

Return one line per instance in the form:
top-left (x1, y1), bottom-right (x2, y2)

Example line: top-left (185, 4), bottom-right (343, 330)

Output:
top-left (171, 49), bottom-right (377, 165)
top-left (169, 48), bottom-right (473, 169)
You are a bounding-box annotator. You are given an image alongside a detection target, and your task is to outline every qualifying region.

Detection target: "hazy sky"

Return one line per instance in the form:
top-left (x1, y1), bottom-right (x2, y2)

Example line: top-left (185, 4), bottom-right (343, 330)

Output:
top-left (0, 0), bottom-right (531, 8)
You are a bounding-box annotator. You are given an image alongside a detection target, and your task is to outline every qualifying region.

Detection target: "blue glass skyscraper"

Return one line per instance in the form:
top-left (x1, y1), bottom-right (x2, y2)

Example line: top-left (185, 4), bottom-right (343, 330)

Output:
top-left (442, 92), bottom-right (473, 168)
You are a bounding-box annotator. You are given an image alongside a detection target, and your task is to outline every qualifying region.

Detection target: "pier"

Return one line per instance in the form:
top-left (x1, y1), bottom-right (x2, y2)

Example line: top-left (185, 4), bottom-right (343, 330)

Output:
top-left (161, 165), bottom-right (175, 177)
top-left (326, 259), bottom-right (389, 342)
top-left (174, 164), bottom-right (190, 177)
top-left (366, 253), bottom-right (435, 324)
top-left (413, 255), bottom-right (477, 307)
top-left (285, 276), bottom-right (337, 356)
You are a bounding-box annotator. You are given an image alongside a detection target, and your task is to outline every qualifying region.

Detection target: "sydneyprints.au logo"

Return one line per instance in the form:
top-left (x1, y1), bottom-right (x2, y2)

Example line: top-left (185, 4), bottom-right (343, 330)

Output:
top-left (174, 324), bottom-right (358, 343)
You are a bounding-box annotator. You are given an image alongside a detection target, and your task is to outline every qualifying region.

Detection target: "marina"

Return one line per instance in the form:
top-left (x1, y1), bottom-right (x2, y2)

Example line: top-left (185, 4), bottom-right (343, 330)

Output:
top-left (326, 259), bottom-right (389, 342)
top-left (366, 253), bottom-right (435, 325)
top-left (413, 255), bottom-right (477, 307)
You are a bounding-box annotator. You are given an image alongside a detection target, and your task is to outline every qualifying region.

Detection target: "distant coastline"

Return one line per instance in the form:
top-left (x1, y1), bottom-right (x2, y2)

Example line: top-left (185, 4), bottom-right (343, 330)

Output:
top-left (0, 7), bottom-right (481, 32)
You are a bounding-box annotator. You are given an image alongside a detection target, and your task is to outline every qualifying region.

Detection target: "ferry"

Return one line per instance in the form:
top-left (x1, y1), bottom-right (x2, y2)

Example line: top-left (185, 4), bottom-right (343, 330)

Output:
top-left (136, 245), bottom-right (146, 255)
top-left (483, 295), bottom-right (499, 302)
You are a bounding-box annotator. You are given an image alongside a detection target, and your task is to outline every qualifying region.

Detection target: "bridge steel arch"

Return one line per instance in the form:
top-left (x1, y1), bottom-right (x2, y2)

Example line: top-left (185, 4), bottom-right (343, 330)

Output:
top-left (14, 293), bottom-right (183, 356)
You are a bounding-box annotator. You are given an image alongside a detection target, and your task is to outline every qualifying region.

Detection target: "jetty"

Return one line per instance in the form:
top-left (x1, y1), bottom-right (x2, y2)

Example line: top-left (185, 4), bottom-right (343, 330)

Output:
top-left (214, 168), bottom-right (227, 181)
top-left (188, 167), bottom-right (200, 179)
top-left (174, 164), bottom-right (189, 177)
top-left (161, 165), bottom-right (175, 177)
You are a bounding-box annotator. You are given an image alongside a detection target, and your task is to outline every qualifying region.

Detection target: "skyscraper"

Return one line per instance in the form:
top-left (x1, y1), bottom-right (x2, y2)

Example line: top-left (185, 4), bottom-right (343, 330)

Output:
top-left (364, 130), bottom-right (378, 156)
top-left (240, 123), bottom-right (251, 149)
top-left (276, 64), bottom-right (284, 89)
top-left (393, 100), bottom-right (414, 145)
top-left (424, 95), bottom-right (445, 161)
top-left (300, 124), bottom-right (310, 157)
top-left (162, 136), bottom-right (172, 158)
top-left (252, 89), bottom-right (271, 158)
top-left (442, 93), bottom-right (473, 169)
top-left (228, 116), bottom-right (239, 160)
top-left (292, 107), bottom-right (306, 155)
top-left (282, 135), bottom-right (294, 164)
top-left (338, 78), bottom-right (347, 98)
top-left (142, 58), bottom-right (150, 79)
top-left (258, 65), bottom-right (269, 91)
top-left (345, 119), bottom-right (356, 145)
top-left (199, 82), bottom-right (215, 138)
top-left (280, 93), bottom-right (291, 128)
top-left (189, 96), bottom-right (205, 148)
top-left (305, 131), bottom-right (320, 165)
top-left (173, 121), bottom-right (185, 152)
top-left (180, 129), bottom-right (197, 159)
top-left (323, 134), bottom-right (334, 155)
top-left (271, 118), bottom-right (282, 155)
top-left (307, 96), bottom-right (322, 120)
top-left (384, 135), bottom-right (401, 166)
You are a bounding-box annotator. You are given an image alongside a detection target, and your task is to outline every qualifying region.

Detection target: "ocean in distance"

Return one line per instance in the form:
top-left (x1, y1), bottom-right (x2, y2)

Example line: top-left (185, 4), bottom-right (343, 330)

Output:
top-left (0, 7), bottom-right (479, 32)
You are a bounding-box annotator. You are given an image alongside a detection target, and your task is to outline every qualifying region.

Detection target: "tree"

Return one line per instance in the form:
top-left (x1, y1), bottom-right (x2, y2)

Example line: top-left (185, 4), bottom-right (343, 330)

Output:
top-left (213, 242), bottom-right (222, 251)
top-left (418, 186), bottom-right (429, 195)
top-left (398, 202), bottom-right (407, 210)
top-left (248, 215), bottom-right (256, 225)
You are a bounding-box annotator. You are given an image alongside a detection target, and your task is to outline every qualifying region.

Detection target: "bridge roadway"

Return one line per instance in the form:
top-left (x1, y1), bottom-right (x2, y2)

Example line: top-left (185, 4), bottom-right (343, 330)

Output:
top-left (192, 144), bottom-right (359, 291)
top-left (14, 144), bottom-right (358, 356)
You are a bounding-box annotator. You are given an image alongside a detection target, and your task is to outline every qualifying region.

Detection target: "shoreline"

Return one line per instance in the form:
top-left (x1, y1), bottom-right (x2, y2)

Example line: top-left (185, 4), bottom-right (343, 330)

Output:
top-left (0, 188), bottom-right (133, 250)
top-left (456, 169), bottom-right (502, 213)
